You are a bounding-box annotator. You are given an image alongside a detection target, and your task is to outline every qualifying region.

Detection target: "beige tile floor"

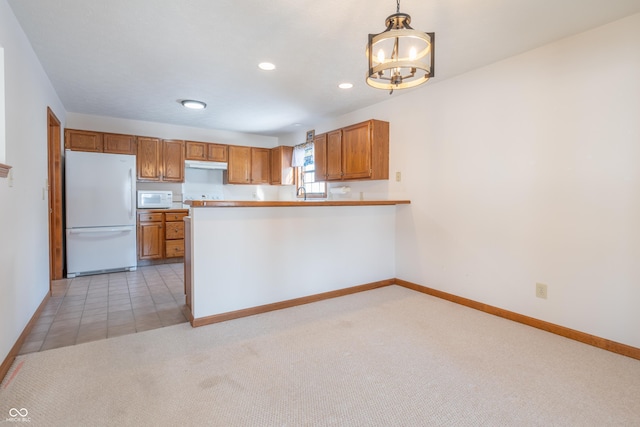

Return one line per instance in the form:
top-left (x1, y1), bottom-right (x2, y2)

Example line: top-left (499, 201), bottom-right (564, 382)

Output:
top-left (19, 263), bottom-right (188, 355)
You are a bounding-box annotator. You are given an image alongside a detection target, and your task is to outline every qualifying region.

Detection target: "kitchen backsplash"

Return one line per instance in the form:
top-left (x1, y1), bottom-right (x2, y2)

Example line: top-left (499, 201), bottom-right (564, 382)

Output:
top-left (137, 168), bottom-right (396, 202)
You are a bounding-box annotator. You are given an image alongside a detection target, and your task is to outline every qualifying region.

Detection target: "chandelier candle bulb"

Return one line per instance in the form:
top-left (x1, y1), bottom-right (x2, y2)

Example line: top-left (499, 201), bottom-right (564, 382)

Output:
top-left (366, 0), bottom-right (435, 93)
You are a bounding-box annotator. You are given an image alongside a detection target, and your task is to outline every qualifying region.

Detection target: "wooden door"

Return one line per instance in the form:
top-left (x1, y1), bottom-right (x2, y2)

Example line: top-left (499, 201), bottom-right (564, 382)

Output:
top-left (341, 121), bottom-right (372, 180)
top-left (103, 133), bottom-right (136, 154)
top-left (314, 134), bottom-right (327, 181)
top-left (227, 145), bottom-right (251, 184)
top-left (48, 108), bottom-right (64, 281)
top-left (162, 140), bottom-right (185, 182)
top-left (326, 130), bottom-right (343, 180)
top-left (137, 137), bottom-right (162, 181)
top-left (251, 148), bottom-right (270, 184)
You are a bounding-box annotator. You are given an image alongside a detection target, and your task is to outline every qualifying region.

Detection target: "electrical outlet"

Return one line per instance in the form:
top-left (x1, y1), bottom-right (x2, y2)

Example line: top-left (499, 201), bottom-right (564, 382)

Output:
top-left (536, 283), bottom-right (548, 299)
top-left (396, 171), bottom-right (401, 182)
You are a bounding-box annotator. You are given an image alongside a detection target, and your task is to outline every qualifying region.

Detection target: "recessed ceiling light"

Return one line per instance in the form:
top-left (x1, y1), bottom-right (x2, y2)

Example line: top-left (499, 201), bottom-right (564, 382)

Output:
top-left (338, 83), bottom-right (353, 89)
top-left (258, 62), bottom-right (276, 71)
top-left (181, 100), bottom-right (207, 110)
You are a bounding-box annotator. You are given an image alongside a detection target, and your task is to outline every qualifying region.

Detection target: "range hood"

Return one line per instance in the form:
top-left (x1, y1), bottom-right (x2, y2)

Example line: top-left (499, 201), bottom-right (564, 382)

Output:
top-left (185, 160), bottom-right (228, 170)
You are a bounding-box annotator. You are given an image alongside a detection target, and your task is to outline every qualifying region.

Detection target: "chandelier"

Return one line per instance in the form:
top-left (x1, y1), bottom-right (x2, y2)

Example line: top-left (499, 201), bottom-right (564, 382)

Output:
top-left (366, 0), bottom-right (435, 94)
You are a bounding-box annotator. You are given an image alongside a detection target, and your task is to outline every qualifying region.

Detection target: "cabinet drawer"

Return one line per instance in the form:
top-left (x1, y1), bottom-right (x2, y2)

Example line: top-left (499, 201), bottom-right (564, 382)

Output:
top-left (165, 212), bottom-right (187, 222)
top-left (165, 239), bottom-right (184, 258)
top-left (139, 213), bottom-right (163, 222)
top-left (165, 222), bottom-right (184, 239)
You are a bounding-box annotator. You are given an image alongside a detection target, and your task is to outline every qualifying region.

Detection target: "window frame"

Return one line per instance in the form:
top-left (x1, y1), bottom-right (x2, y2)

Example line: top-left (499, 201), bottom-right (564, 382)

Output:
top-left (294, 142), bottom-right (326, 199)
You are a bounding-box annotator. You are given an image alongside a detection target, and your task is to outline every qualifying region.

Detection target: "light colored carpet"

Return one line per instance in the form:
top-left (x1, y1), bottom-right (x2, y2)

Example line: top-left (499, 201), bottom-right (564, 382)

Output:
top-left (1, 285), bottom-right (639, 426)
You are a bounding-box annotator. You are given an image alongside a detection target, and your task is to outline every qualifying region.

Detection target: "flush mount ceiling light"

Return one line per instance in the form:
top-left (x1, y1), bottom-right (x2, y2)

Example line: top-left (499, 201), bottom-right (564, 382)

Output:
top-left (366, 0), bottom-right (435, 94)
top-left (338, 83), bottom-right (354, 89)
top-left (181, 99), bottom-right (207, 110)
top-left (258, 62), bottom-right (276, 71)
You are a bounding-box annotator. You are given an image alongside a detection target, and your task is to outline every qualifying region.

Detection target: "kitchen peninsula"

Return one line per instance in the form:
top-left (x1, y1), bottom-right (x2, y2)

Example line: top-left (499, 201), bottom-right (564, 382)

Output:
top-left (184, 199), bottom-right (410, 326)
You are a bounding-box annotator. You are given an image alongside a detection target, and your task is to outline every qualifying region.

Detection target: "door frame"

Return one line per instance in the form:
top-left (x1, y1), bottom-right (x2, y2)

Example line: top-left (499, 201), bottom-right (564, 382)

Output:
top-left (47, 107), bottom-right (64, 284)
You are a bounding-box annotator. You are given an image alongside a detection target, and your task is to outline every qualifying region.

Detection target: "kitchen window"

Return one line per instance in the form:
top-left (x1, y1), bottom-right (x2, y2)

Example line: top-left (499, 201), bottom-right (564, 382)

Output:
top-left (293, 142), bottom-right (326, 199)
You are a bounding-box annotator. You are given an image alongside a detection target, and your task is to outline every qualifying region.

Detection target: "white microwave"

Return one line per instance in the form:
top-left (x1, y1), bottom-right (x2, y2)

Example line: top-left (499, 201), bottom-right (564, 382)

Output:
top-left (137, 190), bottom-right (173, 209)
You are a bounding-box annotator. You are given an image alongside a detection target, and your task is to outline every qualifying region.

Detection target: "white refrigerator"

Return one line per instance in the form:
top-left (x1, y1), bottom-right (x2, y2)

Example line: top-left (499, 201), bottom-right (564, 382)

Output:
top-left (65, 150), bottom-right (137, 277)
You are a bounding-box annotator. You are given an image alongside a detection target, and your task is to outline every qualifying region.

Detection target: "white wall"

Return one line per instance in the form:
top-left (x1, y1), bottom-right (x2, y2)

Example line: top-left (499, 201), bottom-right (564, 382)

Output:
top-left (308, 14), bottom-right (640, 348)
top-left (191, 205), bottom-right (396, 318)
top-left (0, 0), bottom-right (66, 363)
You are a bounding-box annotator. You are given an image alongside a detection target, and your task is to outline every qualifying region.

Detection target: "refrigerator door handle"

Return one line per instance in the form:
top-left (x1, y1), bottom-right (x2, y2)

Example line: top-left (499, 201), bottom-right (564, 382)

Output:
top-left (129, 168), bottom-right (135, 219)
top-left (69, 227), bottom-right (134, 234)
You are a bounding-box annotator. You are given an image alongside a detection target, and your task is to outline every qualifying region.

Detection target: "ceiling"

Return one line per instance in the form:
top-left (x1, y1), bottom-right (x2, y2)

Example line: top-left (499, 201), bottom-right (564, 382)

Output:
top-left (8, 0), bottom-right (640, 137)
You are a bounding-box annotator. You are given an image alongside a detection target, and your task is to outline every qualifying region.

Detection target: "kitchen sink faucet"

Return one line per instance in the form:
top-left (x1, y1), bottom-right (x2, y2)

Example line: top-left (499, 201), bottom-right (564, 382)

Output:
top-left (296, 186), bottom-right (307, 201)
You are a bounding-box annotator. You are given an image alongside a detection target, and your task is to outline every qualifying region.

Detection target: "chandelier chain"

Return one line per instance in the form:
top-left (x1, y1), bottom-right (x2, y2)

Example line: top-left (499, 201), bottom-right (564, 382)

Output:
top-left (396, 0), bottom-right (401, 13)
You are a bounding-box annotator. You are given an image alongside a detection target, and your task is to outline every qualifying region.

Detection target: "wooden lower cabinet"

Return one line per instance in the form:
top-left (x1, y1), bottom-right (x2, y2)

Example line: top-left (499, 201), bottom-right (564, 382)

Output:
top-left (138, 212), bottom-right (164, 260)
top-left (137, 209), bottom-right (188, 261)
top-left (164, 211), bottom-right (187, 258)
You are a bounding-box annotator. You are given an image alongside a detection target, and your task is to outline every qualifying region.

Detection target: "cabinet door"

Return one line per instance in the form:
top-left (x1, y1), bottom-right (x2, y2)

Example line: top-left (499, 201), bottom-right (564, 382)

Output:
top-left (342, 121), bottom-right (372, 180)
top-left (65, 129), bottom-right (103, 152)
top-left (207, 143), bottom-right (228, 162)
top-left (139, 221), bottom-right (163, 260)
top-left (185, 141), bottom-right (207, 161)
top-left (162, 140), bottom-right (185, 182)
top-left (103, 133), bottom-right (136, 154)
top-left (165, 221), bottom-right (184, 239)
top-left (314, 134), bottom-right (327, 181)
top-left (326, 130), bottom-right (343, 180)
top-left (137, 137), bottom-right (162, 181)
top-left (251, 148), bottom-right (271, 184)
top-left (270, 146), bottom-right (293, 185)
top-left (227, 146), bottom-right (251, 184)
top-left (165, 240), bottom-right (185, 258)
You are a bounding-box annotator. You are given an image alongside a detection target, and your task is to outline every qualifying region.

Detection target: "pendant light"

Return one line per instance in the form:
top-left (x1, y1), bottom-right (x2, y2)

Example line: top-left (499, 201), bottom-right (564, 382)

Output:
top-left (366, 0), bottom-right (435, 94)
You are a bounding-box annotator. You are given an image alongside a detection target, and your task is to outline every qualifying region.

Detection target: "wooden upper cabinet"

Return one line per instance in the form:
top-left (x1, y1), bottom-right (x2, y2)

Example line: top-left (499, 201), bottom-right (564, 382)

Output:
top-left (137, 137), bottom-right (162, 181)
top-left (226, 145), bottom-right (270, 184)
top-left (314, 134), bottom-right (327, 182)
top-left (65, 129), bottom-right (103, 152)
top-left (270, 146), bottom-right (293, 185)
top-left (208, 143), bottom-right (228, 162)
top-left (137, 138), bottom-right (184, 182)
top-left (251, 148), bottom-right (271, 184)
top-left (185, 141), bottom-right (229, 162)
top-left (341, 122), bottom-right (373, 180)
top-left (362, 119), bottom-right (389, 181)
top-left (226, 145), bottom-right (251, 184)
top-left (185, 141), bottom-right (207, 161)
top-left (103, 133), bottom-right (136, 155)
top-left (162, 140), bottom-right (185, 182)
top-left (312, 119), bottom-right (389, 182)
top-left (326, 130), bottom-right (343, 180)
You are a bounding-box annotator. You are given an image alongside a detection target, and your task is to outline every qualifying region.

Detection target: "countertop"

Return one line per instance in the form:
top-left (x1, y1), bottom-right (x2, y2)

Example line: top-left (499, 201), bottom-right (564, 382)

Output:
top-left (185, 200), bottom-right (411, 207)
